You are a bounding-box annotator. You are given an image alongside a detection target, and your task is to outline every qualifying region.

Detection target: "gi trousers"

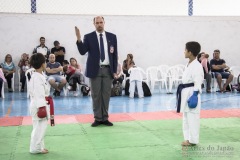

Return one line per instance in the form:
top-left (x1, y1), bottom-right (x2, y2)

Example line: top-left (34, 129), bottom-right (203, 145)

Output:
top-left (182, 111), bottom-right (200, 144)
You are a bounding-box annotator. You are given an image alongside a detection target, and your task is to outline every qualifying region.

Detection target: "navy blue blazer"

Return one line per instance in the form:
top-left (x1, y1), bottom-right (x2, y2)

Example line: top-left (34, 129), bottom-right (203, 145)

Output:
top-left (76, 31), bottom-right (118, 78)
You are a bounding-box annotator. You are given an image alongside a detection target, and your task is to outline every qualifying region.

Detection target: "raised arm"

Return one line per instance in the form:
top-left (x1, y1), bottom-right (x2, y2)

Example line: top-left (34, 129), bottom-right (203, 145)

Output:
top-left (75, 26), bottom-right (88, 55)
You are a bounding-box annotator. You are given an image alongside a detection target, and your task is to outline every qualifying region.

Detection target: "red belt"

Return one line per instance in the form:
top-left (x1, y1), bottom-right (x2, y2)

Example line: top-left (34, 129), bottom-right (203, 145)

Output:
top-left (45, 96), bottom-right (55, 126)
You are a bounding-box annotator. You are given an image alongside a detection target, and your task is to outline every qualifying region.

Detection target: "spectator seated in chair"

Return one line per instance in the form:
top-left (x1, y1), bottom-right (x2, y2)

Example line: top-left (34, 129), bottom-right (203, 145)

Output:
top-left (64, 58), bottom-right (87, 96)
top-left (197, 52), bottom-right (211, 93)
top-left (210, 49), bottom-right (233, 92)
top-left (18, 53), bottom-right (31, 92)
top-left (45, 54), bottom-right (67, 96)
top-left (1, 54), bottom-right (16, 92)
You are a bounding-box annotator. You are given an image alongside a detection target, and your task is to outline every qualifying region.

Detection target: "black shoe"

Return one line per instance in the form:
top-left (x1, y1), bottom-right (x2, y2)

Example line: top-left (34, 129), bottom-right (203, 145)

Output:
top-left (8, 88), bottom-right (13, 92)
top-left (21, 88), bottom-right (24, 92)
top-left (53, 91), bottom-right (57, 96)
top-left (53, 90), bottom-right (60, 96)
top-left (102, 120), bottom-right (113, 126)
top-left (91, 120), bottom-right (102, 127)
top-left (56, 91), bottom-right (61, 96)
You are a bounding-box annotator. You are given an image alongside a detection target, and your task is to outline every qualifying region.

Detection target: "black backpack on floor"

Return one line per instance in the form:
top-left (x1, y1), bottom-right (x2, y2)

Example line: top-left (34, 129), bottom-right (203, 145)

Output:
top-left (81, 85), bottom-right (90, 96)
top-left (142, 82), bottom-right (151, 97)
top-left (111, 81), bottom-right (123, 97)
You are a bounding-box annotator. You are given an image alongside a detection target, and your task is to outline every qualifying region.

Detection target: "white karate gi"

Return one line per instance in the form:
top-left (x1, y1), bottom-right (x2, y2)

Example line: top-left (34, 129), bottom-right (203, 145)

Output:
top-left (128, 66), bottom-right (145, 98)
top-left (181, 59), bottom-right (204, 144)
top-left (29, 72), bottom-right (50, 153)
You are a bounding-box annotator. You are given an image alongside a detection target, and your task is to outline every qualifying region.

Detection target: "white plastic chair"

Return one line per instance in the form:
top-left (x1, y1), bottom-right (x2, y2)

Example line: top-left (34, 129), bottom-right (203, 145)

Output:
top-left (137, 67), bottom-right (147, 83)
top-left (166, 66), bottom-right (183, 93)
top-left (1, 82), bottom-right (4, 98)
top-left (25, 68), bottom-right (35, 98)
top-left (146, 66), bottom-right (167, 93)
top-left (11, 73), bottom-right (15, 91)
top-left (157, 65), bottom-right (169, 88)
top-left (175, 64), bottom-right (186, 72)
top-left (48, 79), bottom-right (68, 96)
top-left (229, 66), bottom-right (240, 84)
top-left (18, 69), bottom-right (22, 91)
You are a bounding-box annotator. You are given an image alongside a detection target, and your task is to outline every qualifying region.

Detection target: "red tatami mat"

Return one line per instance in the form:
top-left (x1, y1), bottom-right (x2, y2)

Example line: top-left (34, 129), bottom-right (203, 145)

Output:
top-left (0, 117), bottom-right (23, 126)
top-left (1, 109), bottom-right (240, 126)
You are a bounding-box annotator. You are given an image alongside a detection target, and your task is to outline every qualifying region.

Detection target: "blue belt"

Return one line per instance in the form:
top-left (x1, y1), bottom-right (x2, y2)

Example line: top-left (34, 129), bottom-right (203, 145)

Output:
top-left (176, 83), bottom-right (194, 113)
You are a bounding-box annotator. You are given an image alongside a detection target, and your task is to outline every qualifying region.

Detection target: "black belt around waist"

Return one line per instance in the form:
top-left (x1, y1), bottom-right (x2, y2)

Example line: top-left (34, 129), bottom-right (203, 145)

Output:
top-left (176, 83), bottom-right (194, 113)
top-left (100, 65), bottom-right (110, 68)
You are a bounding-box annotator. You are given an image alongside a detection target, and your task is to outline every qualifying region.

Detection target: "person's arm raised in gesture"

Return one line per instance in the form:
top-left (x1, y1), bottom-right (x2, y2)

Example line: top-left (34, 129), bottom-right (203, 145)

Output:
top-left (75, 26), bottom-right (81, 42)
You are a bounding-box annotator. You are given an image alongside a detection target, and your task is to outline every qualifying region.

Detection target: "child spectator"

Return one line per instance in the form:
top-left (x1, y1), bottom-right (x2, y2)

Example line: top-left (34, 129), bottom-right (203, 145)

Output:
top-left (20, 59), bottom-right (31, 92)
top-left (128, 62), bottom-right (145, 98)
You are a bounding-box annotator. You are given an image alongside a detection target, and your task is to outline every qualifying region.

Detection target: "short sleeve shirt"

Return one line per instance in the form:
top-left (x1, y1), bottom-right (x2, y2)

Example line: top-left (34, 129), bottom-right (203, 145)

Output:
top-left (46, 62), bottom-right (61, 76)
top-left (210, 59), bottom-right (226, 72)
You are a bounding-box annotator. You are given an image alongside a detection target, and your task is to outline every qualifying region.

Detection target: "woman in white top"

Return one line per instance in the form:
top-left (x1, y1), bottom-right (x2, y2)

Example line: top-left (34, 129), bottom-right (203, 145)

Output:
top-left (29, 53), bottom-right (50, 154)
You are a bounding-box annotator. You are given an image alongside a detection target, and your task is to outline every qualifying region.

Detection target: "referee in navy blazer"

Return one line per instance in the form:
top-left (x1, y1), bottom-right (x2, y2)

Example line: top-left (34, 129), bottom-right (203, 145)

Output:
top-left (75, 16), bottom-right (118, 127)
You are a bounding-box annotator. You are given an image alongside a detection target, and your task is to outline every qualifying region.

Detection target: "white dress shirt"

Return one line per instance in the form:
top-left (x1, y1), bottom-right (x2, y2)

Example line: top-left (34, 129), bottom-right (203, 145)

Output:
top-left (96, 31), bottom-right (109, 65)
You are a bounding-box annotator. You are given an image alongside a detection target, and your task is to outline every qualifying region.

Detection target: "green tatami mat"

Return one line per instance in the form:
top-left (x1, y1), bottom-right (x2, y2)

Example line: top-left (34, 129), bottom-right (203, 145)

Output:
top-left (0, 118), bottom-right (239, 160)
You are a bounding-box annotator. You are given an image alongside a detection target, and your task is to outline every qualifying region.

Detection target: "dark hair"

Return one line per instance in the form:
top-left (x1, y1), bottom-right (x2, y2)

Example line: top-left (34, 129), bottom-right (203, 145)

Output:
top-left (5, 54), bottom-right (12, 62)
top-left (214, 49), bottom-right (220, 53)
top-left (127, 53), bottom-right (133, 60)
top-left (63, 60), bottom-right (69, 65)
top-left (30, 53), bottom-right (45, 69)
top-left (93, 16), bottom-right (104, 23)
top-left (40, 37), bottom-right (45, 41)
top-left (54, 40), bottom-right (59, 46)
top-left (185, 41), bottom-right (201, 57)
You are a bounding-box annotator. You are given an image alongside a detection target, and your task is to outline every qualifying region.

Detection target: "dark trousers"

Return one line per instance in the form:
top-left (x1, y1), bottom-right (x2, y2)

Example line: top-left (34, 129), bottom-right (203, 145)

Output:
top-left (67, 73), bottom-right (85, 91)
top-left (124, 79), bottom-right (130, 95)
top-left (20, 73), bottom-right (26, 89)
top-left (90, 67), bottom-right (112, 121)
top-left (4, 73), bottom-right (13, 89)
top-left (20, 72), bottom-right (31, 89)
top-left (0, 78), bottom-right (3, 97)
top-left (204, 73), bottom-right (212, 91)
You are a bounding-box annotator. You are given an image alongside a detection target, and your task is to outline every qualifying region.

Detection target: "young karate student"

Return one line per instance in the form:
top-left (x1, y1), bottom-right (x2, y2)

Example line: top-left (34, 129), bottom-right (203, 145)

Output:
top-left (176, 41), bottom-right (204, 146)
top-left (128, 62), bottom-right (145, 98)
top-left (29, 53), bottom-right (50, 154)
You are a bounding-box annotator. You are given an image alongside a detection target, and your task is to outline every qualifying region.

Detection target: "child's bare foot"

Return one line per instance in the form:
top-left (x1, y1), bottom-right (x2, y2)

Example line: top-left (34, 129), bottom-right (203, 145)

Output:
top-left (181, 140), bottom-right (189, 146)
top-left (222, 84), bottom-right (227, 92)
top-left (41, 149), bottom-right (49, 154)
top-left (44, 149), bottom-right (49, 152)
top-left (220, 87), bottom-right (224, 93)
top-left (181, 140), bottom-right (196, 146)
